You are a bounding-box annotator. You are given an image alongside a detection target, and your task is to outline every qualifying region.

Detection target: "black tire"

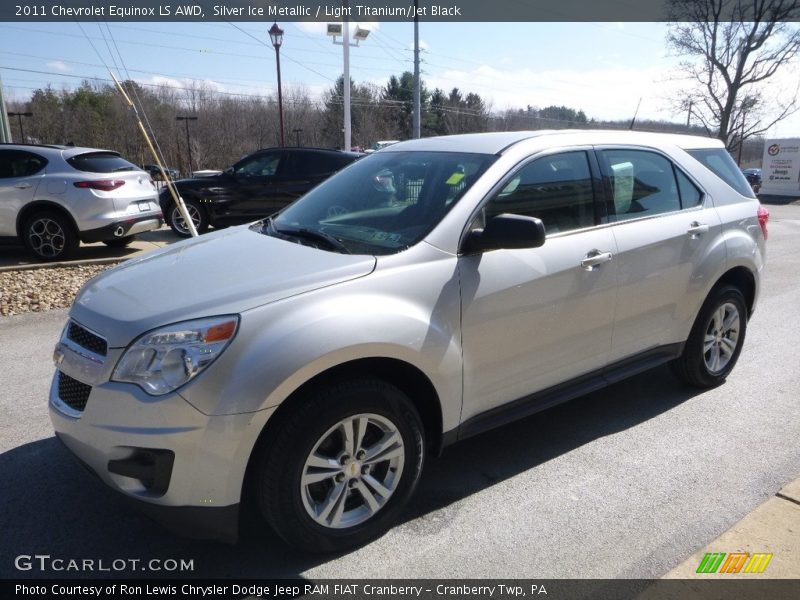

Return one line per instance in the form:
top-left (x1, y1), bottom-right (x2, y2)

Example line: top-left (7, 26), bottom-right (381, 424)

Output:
top-left (103, 236), bottom-right (135, 248)
top-left (255, 378), bottom-right (425, 553)
top-left (672, 285), bottom-right (748, 388)
top-left (167, 198), bottom-right (208, 237)
top-left (23, 210), bottom-right (78, 261)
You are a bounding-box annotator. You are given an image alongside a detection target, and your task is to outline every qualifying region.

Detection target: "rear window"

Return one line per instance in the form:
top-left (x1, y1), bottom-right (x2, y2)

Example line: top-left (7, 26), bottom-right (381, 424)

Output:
top-left (687, 148), bottom-right (755, 198)
top-left (67, 152), bottom-right (139, 173)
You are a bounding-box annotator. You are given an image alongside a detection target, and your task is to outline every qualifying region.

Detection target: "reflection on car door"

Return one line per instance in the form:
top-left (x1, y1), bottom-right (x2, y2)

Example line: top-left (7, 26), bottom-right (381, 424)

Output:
top-left (597, 147), bottom-right (724, 362)
top-left (0, 150), bottom-right (46, 236)
top-left (459, 150), bottom-right (618, 423)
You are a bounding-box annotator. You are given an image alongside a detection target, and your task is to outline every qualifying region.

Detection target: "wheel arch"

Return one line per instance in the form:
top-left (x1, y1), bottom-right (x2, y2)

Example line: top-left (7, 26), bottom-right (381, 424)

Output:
top-left (16, 200), bottom-right (79, 239)
top-left (714, 266), bottom-right (757, 318)
top-left (240, 357), bottom-right (444, 509)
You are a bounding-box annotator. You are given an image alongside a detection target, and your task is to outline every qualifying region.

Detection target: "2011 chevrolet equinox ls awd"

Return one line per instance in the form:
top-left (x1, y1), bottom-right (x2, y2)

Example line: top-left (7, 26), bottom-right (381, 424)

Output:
top-left (50, 131), bottom-right (767, 552)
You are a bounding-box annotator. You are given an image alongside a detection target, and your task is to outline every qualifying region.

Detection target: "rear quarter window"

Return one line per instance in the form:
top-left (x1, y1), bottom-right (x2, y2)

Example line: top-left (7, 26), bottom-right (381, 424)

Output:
top-left (67, 152), bottom-right (139, 174)
top-left (687, 148), bottom-right (755, 198)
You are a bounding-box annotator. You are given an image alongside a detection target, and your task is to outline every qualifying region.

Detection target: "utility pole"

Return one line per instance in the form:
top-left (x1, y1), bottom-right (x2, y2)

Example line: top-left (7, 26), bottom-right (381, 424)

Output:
top-left (7, 111), bottom-right (33, 143)
top-left (343, 0), bottom-right (351, 151)
top-left (686, 100), bottom-right (693, 128)
top-left (293, 128), bottom-right (303, 147)
top-left (176, 116), bottom-right (197, 177)
top-left (0, 76), bottom-right (12, 143)
top-left (268, 22), bottom-right (286, 147)
top-left (412, 0), bottom-right (421, 139)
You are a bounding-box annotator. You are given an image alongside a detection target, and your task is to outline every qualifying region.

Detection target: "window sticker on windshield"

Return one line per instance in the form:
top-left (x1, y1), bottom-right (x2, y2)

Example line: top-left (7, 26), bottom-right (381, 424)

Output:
top-left (446, 172), bottom-right (465, 185)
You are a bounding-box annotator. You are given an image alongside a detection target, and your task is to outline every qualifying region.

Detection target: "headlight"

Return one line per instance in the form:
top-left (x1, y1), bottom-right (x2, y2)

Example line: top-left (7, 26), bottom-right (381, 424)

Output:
top-left (112, 316), bottom-right (239, 395)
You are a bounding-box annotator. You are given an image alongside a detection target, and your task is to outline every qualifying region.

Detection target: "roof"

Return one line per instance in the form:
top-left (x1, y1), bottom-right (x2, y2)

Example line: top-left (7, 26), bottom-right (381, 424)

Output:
top-left (0, 142), bottom-right (120, 157)
top-left (383, 130), bottom-right (725, 155)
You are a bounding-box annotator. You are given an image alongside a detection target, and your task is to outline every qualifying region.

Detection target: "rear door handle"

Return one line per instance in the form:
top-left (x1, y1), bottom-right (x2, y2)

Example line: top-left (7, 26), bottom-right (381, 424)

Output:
top-left (14, 182), bottom-right (31, 189)
top-left (687, 222), bottom-right (709, 237)
top-left (580, 250), bottom-right (613, 271)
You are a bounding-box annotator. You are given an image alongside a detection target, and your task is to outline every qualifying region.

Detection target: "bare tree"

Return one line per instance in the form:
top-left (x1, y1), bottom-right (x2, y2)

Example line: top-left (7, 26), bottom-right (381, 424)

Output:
top-left (667, 0), bottom-right (800, 150)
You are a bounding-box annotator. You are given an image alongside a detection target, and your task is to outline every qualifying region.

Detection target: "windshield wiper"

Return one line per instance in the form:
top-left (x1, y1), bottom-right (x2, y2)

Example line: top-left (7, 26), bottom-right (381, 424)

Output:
top-left (271, 222), bottom-right (350, 254)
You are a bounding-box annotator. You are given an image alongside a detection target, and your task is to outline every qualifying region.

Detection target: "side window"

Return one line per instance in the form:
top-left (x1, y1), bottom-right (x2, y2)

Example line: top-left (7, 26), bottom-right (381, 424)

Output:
top-left (234, 152), bottom-right (281, 177)
top-left (484, 151), bottom-right (595, 234)
top-left (675, 169), bottom-right (703, 208)
top-left (602, 150), bottom-right (680, 221)
top-left (0, 150), bottom-right (47, 178)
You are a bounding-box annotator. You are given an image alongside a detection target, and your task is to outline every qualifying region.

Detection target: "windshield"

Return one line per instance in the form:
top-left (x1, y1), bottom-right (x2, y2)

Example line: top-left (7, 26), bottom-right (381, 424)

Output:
top-left (263, 151), bottom-right (497, 255)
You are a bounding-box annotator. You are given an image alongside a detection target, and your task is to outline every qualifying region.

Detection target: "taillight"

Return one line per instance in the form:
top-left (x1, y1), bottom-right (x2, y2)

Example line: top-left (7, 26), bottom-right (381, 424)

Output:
top-left (757, 204), bottom-right (769, 241)
top-left (73, 180), bottom-right (126, 191)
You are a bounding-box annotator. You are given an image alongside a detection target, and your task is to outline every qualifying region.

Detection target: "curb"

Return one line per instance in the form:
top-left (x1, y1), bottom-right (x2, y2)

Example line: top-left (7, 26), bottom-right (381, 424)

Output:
top-left (663, 476), bottom-right (800, 579)
top-left (0, 256), bottom-right (127, 273)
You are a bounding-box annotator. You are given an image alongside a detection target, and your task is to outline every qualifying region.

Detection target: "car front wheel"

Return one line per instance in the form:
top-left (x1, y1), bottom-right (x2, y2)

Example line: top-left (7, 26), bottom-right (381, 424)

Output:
top-left (672, 285), bottom-right (748, 388)
top-left (168, 199), bottom-right (208, 237)
top-left (255, 378), bottom-right (425, 552)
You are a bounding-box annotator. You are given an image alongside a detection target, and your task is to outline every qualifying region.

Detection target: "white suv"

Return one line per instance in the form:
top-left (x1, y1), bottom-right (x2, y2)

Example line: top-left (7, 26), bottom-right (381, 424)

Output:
top-left (49, 130), bottom-right (767, 551)
top-left (0, 144), bottom-right (163, 260)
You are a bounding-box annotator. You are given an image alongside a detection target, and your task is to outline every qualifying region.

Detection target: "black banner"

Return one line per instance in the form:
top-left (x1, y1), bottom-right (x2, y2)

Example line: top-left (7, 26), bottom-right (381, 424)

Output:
top-left (5, 580), bottom-right (800, 600)
top-left (3, 0), bottom-right (800, 23)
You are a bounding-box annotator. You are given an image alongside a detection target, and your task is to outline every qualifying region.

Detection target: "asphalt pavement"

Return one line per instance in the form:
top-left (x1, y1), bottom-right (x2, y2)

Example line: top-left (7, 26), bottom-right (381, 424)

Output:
top-left (0, 204), bottom-right (798, 580)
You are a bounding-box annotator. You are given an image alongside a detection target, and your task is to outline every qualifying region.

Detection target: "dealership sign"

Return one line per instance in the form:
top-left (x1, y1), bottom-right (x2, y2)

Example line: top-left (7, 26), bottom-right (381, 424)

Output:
top-left (760, 138), bottom-right (800, 196)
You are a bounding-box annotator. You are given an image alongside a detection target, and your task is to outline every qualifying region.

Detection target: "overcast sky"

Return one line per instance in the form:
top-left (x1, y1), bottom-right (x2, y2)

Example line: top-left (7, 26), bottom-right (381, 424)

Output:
top-left (2, 21), bottom-right (799, 137)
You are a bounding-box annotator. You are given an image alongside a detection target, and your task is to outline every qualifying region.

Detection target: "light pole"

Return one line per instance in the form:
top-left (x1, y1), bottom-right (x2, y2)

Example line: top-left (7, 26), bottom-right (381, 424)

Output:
top-left (293, 128), bottom-right (303, 147)
top-left (176, 115), bottom-right (198, 177)
top-left (269, 22), bottom-right (286, 147)
top-left (7, 111), bottom-right (32, 143)
top-left (328, 7), bottom-right (370, 151)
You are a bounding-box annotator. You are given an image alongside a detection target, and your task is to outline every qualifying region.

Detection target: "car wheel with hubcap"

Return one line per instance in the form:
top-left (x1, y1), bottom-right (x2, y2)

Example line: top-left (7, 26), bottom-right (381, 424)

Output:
top-left (168, 199), bottom-right (208, 237)
top-left (672, 285), bottom-right (747, 388)
top-left (255, 378), bottom-right (425, 552)
top-left (24, 211), bottom-right (77, 261)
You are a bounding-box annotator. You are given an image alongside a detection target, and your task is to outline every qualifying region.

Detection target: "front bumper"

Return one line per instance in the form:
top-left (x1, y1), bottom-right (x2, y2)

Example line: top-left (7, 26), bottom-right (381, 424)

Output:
top-left (49, 340), bottom-right (275, 543)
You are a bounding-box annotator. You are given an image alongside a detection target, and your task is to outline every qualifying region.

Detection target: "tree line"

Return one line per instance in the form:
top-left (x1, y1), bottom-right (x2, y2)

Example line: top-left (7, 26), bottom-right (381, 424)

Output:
top-left (9, 70), bottom-right (736, 174)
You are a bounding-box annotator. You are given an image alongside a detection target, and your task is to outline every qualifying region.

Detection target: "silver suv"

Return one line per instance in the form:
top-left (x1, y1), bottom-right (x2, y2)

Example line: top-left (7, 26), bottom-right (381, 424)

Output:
top-left (0, 144), bottom-right (163, 260)
top-left (49, 131), bottom-right (767, 551)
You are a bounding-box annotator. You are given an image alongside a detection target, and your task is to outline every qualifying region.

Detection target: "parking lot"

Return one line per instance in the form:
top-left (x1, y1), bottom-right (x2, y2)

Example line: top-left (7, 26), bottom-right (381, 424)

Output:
top-left (0, 201), bottom-right (798, 580)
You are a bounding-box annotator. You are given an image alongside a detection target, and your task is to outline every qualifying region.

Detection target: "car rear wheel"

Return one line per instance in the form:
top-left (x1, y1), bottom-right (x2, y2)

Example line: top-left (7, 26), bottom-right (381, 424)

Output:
top-left (255, 378), bottom-right (425, 552)
top-left (672, 285), bottom-right (747, 388)
top-left (168, 199), bottom-right (208, 237)
top-left (24, 211), bottom-right (77, 261)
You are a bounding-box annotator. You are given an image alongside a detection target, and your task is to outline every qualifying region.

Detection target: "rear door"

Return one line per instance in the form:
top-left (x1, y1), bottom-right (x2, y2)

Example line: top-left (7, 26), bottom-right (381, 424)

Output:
top-left (0, 150), bottom-right (47, 236)
top-left (596, 146), bottom-right (723, 362)
top-left (459, 149), bottom-right (618, 422)
top-left (275, 150), bottom-right (349, 208)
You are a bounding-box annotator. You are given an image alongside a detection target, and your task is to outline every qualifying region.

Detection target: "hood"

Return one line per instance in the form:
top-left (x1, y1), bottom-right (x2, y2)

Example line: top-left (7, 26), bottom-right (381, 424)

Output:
top-left (70, 226), bottom-right (376, 348)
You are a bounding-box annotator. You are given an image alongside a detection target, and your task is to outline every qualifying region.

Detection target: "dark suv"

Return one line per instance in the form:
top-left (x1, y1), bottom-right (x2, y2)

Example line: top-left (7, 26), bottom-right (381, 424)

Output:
top-left (160, 147), bottom-right (362, 236)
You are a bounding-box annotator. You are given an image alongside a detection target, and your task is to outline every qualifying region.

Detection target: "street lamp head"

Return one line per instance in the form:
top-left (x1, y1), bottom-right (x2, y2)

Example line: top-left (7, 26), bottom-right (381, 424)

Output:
top-left (327, 23), bottom-right (342, 38)
top-left (269, 22), bottom-right (284, 48)
top-left (353, 26), bottom-right (370, 42)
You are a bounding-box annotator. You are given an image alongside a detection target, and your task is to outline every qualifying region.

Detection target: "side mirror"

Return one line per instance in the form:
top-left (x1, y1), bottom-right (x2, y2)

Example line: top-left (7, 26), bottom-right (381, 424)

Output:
top-left (464, 213), bottom-right (546, 254)
top-left (224, 166), bottom-right (235, 177)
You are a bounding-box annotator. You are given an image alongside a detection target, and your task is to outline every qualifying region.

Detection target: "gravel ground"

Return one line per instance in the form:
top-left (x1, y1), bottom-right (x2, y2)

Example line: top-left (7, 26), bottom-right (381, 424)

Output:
top-left (0, 264), bottom-right (114, 317)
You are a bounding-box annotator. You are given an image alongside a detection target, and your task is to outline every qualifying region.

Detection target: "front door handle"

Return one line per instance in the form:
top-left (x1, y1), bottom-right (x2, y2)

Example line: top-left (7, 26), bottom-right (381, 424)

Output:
top-left (581, 250), bottom-right (613, 271)
top-left (687, 222), bottom-right (709, 238)
top-left (14, 182), bottom-right (31, 189)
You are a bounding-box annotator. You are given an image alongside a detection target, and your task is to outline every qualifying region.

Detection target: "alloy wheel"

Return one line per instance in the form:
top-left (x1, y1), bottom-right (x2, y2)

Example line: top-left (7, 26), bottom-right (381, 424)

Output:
top-left (703, 302), bottom-right (740, 374)
top-left (28, 217), bottom-right (66, 258)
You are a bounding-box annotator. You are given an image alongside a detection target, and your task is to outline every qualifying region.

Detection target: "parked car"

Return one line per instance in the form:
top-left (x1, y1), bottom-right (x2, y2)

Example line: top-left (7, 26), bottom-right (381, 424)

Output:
top-left (365, 140), bottom-right (400, 153)
top-left (141, 164), bottom-right (180, 181)
top-left (159, 147), bottom-right (363, 237)
top-left (50, 130), bottom-right (767, 551)
top-left (0, 144), bottom-right (163, 260)
top-left (742, 168), bottom-right (762, 193)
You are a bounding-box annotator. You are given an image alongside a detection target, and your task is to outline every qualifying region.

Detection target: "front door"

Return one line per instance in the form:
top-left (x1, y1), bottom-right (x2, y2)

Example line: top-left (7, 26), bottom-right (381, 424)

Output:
top-left (459, 150), bottom-right (618, 423)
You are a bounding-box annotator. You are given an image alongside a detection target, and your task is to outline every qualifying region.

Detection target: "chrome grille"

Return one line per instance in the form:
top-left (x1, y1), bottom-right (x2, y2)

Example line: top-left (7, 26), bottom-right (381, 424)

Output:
top-left (58, 372), bottom-right (92, 412)
top-left (67, 321), bottom-right (107, 356)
